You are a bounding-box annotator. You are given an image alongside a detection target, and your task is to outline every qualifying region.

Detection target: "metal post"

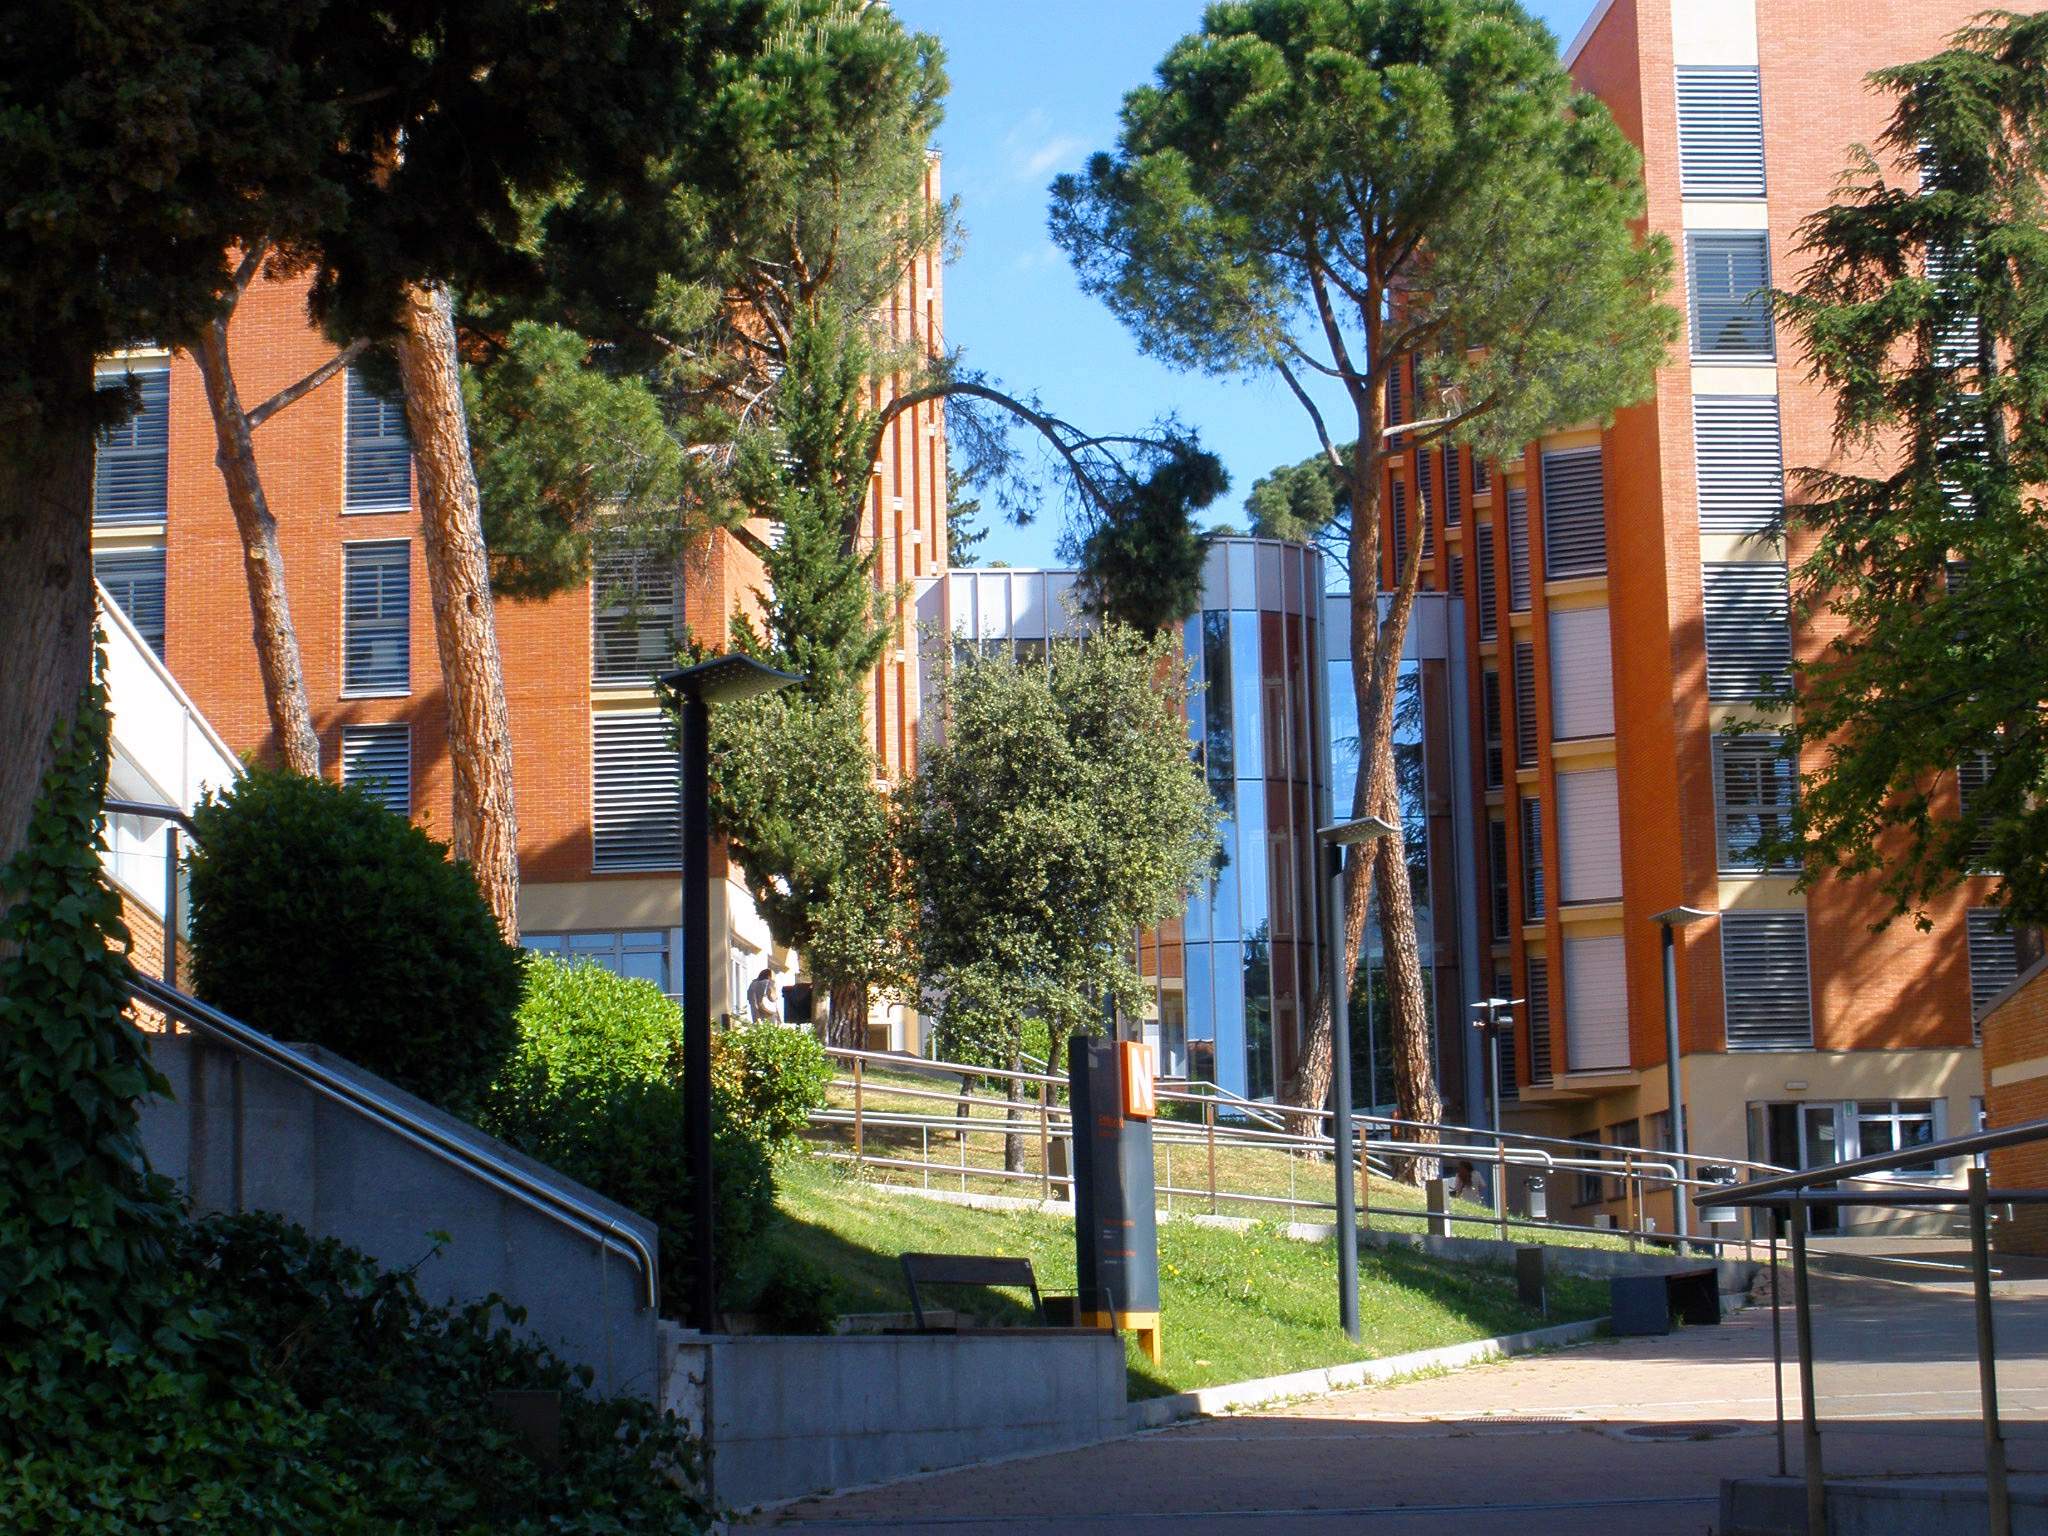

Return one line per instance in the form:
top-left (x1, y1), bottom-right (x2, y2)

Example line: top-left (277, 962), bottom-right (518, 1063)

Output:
top-left (162, 824), bottom-right (180, 986)
top-left (680, 692), bottom-right (717, 1333)
top-left (1969, 1166), bottom-right (2012, 1536)
top-left (1660, 920), bottom-right (1691, 1254)
top-left (1489, 1015), bottom-right (1507, 1240)
top-left (1329, 847), bottom-right (1362, 1342)
top-left (1206, 1098), bottom-right (1218, 1215)
top-left (1771, 1224), bottom-right (1786, 1477)
top-left (852, 1055), bottom-right (865, 1169)
top-left (1038, 1080), bottom-right (1051, 1201)
top-left (1790, 1199), bottom-right (1826, 1536)
top-left (1624, 1153), bottom-right (1637, 1251)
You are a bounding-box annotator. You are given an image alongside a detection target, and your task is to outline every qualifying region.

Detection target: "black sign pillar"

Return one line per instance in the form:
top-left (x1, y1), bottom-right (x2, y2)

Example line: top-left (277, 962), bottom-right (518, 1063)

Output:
top-left (1069, 1038), bottom-right (1161, 1364)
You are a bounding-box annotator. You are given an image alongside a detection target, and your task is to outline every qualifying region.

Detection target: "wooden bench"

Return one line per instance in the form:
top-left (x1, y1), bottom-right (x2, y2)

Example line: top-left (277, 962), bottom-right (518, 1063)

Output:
top-left (899, 1252), bottom-right (1048, 1330)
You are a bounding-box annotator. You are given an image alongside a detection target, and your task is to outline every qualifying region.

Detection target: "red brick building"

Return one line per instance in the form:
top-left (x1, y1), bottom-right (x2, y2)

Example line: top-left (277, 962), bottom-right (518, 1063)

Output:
top-left (1375, 0), bottom-right (2012, 1231)
top-left (92, 158), bottom-right (949, 1036)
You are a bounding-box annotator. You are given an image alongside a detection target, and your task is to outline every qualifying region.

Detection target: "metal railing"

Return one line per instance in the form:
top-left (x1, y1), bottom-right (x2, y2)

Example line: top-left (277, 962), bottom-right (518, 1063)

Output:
top-left (131, 974), bottom-right (660, 1310)
top-left (809, 1045), bottom-right (1957, 1257)
top-left (1705, 1115), bottom-right (2048, 1536)
top-left (103, 798), bottom-right (194, 985)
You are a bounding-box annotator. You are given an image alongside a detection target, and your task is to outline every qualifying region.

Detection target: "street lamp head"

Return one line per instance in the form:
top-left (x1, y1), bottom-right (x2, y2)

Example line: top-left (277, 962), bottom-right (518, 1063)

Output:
top-left (1318, 815), bottom-right (1401, 847)
top-left (1650, 905), bottom-right (1715, 929)
top-left (660, 653), bottom-right (804, 707)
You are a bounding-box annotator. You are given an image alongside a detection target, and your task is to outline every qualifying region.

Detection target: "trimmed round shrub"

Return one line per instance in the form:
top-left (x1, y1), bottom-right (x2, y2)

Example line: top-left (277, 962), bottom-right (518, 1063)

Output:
top-left (712, 1021), bottom-right (832, 1153)
top-left (186, 768), bottom-right (523, 1112)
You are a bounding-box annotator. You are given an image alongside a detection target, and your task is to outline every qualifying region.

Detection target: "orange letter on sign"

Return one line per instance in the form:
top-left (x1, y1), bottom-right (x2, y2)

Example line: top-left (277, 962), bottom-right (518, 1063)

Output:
top-left (1121, 1040), bottom-right (1156, 1119)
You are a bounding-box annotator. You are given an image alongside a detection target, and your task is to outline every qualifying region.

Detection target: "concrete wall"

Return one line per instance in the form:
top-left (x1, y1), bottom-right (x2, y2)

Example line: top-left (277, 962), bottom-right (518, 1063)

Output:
top-left (659, 1324), bottom-right (1128, 1511)
top-left (139, 1032), bottom-right (661, 1398)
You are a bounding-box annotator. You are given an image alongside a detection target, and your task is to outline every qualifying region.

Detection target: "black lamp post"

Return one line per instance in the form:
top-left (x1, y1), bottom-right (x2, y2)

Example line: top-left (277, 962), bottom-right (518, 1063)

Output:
top-left (1319, 813), bottom-right (1399, 1343)
top-left (659, 653), bottom-right (802, 1331)
top-left (1469, 996), bottom-right (1521, 1222)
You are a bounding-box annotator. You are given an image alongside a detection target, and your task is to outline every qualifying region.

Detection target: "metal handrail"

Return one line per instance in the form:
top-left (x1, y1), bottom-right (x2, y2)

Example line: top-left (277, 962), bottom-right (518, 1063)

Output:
top-left (105, 797), bottom-right (198, 836)
top-left (132, 974), bottom-right (660, 1310)
top-left (1702, 1115), bottom-right (2048, 1208)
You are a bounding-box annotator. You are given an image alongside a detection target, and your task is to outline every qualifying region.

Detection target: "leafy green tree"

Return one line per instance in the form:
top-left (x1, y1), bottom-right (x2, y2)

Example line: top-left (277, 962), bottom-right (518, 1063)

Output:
top-left (904, 626), bottom-right (1218, 1168)
top-left (1077, 445), bottom-right (1230, 634)
top-left (1771, 12), bottom-right (2048, 933)
top-left (1051, 0), bottom-right (1676, 1157)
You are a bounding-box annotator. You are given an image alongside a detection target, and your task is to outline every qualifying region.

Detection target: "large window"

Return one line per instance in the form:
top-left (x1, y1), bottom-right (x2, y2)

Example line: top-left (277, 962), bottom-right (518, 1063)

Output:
top-left (1687, 231), bottom-right (1775, 359)
top-left (1564, 933), bottom-right (1628, 1071)
top-left (1676, 66), bottom-right (1765, 197)
top-left (524, 929), bottom-right (672, 993)
top-left (1547, 607), bottom-right (1614, 740)
top-left (342, 541), bottom-right (411, 695)
top-left (592, 547), bottom-right (681, 688)
top-left (1556, 767), bottom-right (1622, 905)
top-left (1540, 446), bottom-right (1605, 579)
top-left (345, 365), bottom-right (412, 512)
top-left (93, 368), bottom-right (170, 525)
top-left (1702, 562), bottom-right (1792, 701)
top-left (1713, 734), bottom-right (1797, 872)
top-left (1855, 1100), bottom-right (1940, 1173)
top-left (341, 723), bottom-right (412, 816)
top-left (95, 548), bottom-right (166, 657)
top-left (592, 712), bottom-right (682, 871)
top-left (1721, 911), bottom-right (1812, 1050)
top-left (1694, 395), bottom-right (1784, 535)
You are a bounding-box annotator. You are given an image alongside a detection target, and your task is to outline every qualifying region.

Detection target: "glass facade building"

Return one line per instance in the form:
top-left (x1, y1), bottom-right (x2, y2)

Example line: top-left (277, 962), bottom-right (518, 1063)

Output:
top-left (916, 538), bottom-right (1482, 1116)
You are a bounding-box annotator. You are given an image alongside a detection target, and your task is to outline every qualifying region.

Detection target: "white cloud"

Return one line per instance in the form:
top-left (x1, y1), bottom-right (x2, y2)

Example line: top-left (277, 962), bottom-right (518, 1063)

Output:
top-left (1002, 109), bottom-right (1087, 183)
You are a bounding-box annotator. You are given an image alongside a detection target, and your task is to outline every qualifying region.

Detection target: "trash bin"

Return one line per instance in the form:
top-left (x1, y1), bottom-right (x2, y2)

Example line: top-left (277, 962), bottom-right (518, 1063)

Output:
top-left (1526, 1175), bottom-right (1548, 1222)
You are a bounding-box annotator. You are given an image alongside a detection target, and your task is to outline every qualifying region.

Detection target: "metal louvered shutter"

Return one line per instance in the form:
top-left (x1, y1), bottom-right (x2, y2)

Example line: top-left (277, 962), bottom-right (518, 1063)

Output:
top-left (1687, 232), bottom-right (1775, 359)
top-left (1722, 912), bottom-right (1813, 1050)
top-left (1927, 240), bottom-right (1981, 370)
top-left (1694, 396), bottom-right (1784, 533)
top-left (342, 541), bottom-right (411, 694)
top-left (1390, 479), bottom-right (1409, 576)
top-left (1386, 362), bottom-right (1404, 441)
top-left (1473, 456), bottom-right (1490, 494)
top-left (593, 713), bottom-right (682, 871)
top-left (1527, 958), bottom-right (1553, 1084)
top-left (1475, 530), bottom-right (1498, 640)
top-left (94, 548), bottom-right (166, 656)
top-left (1548, 607), bottom-right (1614, 739)
top-left (1481, 669), bottom-right (1504, 790)
top-left (1702, 563), bottom-right (1792, 700)
top-left (1488, 817), bottom-right (1511, 940)
top-left (1448, 553), bottom-right (1465, 597)
top-left (1443, 444), bottom-right (1463, 525)
top-left (93, 369), bottom-right (170, 525)
top-left (1713, 734), bottom-right (1797, 872)
top-left (1541, 447), bottom-right (1605, 578)
top-left (1958, 750), bottom-right (1997, 870)
top-left (1498, 1014), bottom-right (1518, 1101)
top-left (1506, 488), bottom-right (1532, 611)
top-left (1521, 796), bottom-right (1545, 922)
top-left (1512, 641), bottom-right (1538, 768)
top-left (592, 548), bottom-right (681, 687)
top-left (341, 724), bottom-right (412, 816)
top-left (1556, 767), bottom-right (1622, 904)
top-left (1676, 66), bottom-right (1765, 197)
top-left (346, 366), bottom-right (413, 511)
top-left (1968, 910), bottom-right (2019, 1021)
top-left (1564, 934), bottom-right (1629, 1070)
top-left (1416, 451), bottom-right (1435, 560)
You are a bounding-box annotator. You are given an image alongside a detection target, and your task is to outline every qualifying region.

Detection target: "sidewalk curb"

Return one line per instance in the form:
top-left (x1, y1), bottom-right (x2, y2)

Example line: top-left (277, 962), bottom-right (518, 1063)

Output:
top-left (1126, 1316), bottom-right (1608, 1431)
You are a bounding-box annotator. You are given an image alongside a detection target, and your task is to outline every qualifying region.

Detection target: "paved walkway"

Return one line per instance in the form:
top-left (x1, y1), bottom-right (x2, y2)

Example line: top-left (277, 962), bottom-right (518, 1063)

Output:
top-left (762, 1267), bottom-right (2048, 1534)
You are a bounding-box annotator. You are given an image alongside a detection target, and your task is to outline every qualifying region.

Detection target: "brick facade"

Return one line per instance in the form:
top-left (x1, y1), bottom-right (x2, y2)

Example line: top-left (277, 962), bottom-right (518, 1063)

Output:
top-left (1982, 961), bottom-right (2048, 1254)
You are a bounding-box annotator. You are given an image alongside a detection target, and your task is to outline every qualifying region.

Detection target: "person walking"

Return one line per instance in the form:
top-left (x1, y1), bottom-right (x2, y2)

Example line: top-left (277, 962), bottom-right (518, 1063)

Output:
top-left (746, 966), bottom-right (779, 1023)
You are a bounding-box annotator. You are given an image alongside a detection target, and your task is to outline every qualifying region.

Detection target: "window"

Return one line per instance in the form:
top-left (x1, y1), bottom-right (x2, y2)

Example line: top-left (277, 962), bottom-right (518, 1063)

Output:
top-left (592, 548), bottom-right (681, 687)
top-left (524, 929), bottom-right (672, 993)
top-left (1390, 479), bottom-right (1409, 576)
top-left (1969, 909), bottom-right (2020, 1019)
top-left (95, 548), bottom-right (166, 657)
top-left (1958, 750), bottom-right (1997, 870)
top-left (1926, 239), bottom-right (1981, 371)
top-left (1556, 767), bottom-right (1622, 905)
top-left (1506, 488), bottom-right (1532, 611)
top-left (1702, 562), bottom-right (1792, 701)
top-left (1937, 392), bottom-right (1989, 520)
top-left (1526, 957), bottom-right (1552, 1084)
top-left (1475, 530), bottom-right (1498, 641)
top-left (1676, 66), bottom-right (1765, 197)
top-left (1573, 1132), bottom-right (1605, 1206)
top-left (593, 712), bottom-right (681, 871)
top-left (342, 541), bottom-right (411, 694)
top-left (1480, 670), bottom-right (1504, 790)
top-left (1721, 911), bottom-right (1812, 1050)
top-left (1473, 456), bottom-right (1491, 495)
top-left (1547, 608), bottom-right (1614, 739)
top-left (1521, 796), bottom-right (1545, 922)
top-left (1447, 553), bottom-right (1465, 598)
top-left (1385, 360), bottom-right (1405, 443)
top-left (1541, 446), bottom-right (1605, 578)
top-left (93, 368), bottom-right (170, 525)
top-left (1498, 1013), bottom-right (1518, 1102)
top-left (1714, 735), bottom-right (1797, 872)
top-left (1443, 444), bottom-right (1463, 526)
top-left (1564, 933), bottom-right (1628, 1071)
top-left (1855, 1100), bottom-right (1940, 1173)
top-left (341, 724), bottom-right (412, 816)
top-left (1694, 395), bottom-right (1784, 534)
top-left (1689, 232), bottom-right (1774, 359)
top-left (1416, 451), bottom-right (1435, 561)
top-left (1511, 641), bottom-right (1538, 768)
top-left (345, 365), bottom-right (412, 511)
top-left (1488, 817), bottom-right (1511, 941)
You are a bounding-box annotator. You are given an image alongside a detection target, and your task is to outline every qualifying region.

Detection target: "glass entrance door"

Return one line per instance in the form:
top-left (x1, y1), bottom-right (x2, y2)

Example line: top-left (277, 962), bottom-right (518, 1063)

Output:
top-left (1759, 1101), bottom-right (1842, 1234)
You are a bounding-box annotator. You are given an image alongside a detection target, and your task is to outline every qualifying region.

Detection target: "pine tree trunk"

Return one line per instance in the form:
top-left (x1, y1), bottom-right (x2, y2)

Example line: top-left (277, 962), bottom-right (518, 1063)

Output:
top-left (192, 320), bottom-right (321, 776)
top-left (1281, 847), bottom-right (1371, 1141)
top-left (1373, 784), bottom-right (1442, 1184)
top-left (0, 405), bottom-right (95, 894)
top-left (828, 977), bottom-right (867, 1049)
top-left (392, 282), bottom-right (521, 942)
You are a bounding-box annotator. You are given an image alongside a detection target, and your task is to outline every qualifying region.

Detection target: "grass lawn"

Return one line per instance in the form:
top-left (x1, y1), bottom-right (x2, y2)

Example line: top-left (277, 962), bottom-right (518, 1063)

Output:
top-left (770, 1154), bottom-right (1609, 1398)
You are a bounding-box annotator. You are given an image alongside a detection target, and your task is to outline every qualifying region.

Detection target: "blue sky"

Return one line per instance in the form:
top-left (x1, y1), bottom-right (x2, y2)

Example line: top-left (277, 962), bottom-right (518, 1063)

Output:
top-left (890, 0), bottom-right (1601, 568)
